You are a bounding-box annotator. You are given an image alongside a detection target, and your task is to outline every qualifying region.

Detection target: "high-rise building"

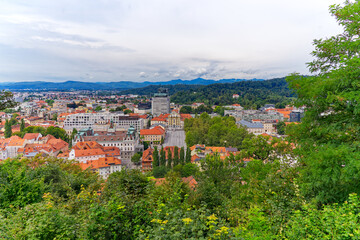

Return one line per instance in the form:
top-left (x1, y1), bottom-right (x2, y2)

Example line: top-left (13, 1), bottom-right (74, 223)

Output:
top-left (151, 88), bottom-right (170, 116)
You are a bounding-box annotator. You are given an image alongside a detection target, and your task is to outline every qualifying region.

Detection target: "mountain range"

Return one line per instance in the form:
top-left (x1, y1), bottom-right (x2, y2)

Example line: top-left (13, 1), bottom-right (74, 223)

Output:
top-left (0, 78), bottom-right (264, 91)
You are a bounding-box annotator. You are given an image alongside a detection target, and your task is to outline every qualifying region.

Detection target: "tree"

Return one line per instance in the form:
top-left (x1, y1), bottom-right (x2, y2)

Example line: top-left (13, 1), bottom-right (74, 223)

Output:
top-left (181, 163), bottom-right (198, 177)
top-left (179, 147), bottom-right (185, 165)
top-left (186, 147), bottom-right (191, 163)
top-left (167, 149), bottom-right (173, 168)
top-left (214, 106), bottom-right (225, 116)
top-left (70, 128), bottom-right (78, 141)
top-left (152, 147), bottom-right (159, 168)
top-left (276, 121), bottom-right (286, 135)
top-left (131, 152), bottom-right (142, 165)
top-left (0, 90), bottom-right (17, 110)
top-left (143, 141), bottom-right (149, 150)
top-left (180, 106), bottom-right (193, 114)
top-left (45, 99), bottom-right (54, 106)
top-left (94, 106), bottom-right (102, 112)
top-left (45, 126), bottom-right (69, 142)
top-left (20, 119), bottom-right (25, 132)
top-left (124, 109), bottom-right (132, 114)
top-left (4, 120), bottom-right (12, 138)
top-left (160, 147), bottom-right (166, 166)
top-left (286, 1), bottom-right (360, 206)
top-left (173, 146), bottom-right (179, 166)
top-left (153, 166), bottom-right (167, 178)
top-left (52, 113), bottom-right (58, 121)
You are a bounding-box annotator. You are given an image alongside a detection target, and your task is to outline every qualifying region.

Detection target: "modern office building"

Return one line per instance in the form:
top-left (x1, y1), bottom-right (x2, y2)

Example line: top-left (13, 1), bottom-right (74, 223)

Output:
top-left (151, 88), bottom-right (170, 116)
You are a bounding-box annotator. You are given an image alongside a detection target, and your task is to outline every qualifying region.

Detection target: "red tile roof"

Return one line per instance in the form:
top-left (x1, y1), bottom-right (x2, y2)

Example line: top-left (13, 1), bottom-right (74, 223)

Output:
top-left (140, 126), bottom-right (165, 136)
top-left (23, 133), bottom-right (41, 140)
top-left (79, 157), bottom-right (121, 170)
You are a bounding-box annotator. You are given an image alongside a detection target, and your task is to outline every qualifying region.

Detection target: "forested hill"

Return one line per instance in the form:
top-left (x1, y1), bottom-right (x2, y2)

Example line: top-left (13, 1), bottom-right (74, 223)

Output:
top-left (170, 77), bottom-right (294, 108)
top-left (118, 84), bottom-right (203, 96)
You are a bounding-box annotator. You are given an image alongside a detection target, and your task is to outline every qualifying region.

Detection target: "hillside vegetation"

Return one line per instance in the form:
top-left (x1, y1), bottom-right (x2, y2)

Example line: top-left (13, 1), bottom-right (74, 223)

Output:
top-left (171, 77), bottom-right (294, 109)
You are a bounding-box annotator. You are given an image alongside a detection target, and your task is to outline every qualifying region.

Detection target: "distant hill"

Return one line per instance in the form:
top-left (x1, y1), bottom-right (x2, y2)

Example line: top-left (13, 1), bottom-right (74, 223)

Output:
top-left (0, 78), bottom-right (263, 91)
top-left (170, 77), bottom-right (295, 109)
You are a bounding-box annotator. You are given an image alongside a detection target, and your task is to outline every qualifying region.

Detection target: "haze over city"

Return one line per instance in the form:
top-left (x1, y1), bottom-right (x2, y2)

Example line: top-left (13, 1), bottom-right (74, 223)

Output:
top-left (0, 0), bottom-right (344, 82)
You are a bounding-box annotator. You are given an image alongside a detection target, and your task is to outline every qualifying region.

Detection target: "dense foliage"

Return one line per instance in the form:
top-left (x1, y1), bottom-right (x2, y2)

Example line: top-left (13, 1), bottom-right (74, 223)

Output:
top-left (171, 78), bottom-right (294, 109)
top-left (184, 113), bottom-right (251, 149)
top-left (2, 2), bottom-right (360, 239)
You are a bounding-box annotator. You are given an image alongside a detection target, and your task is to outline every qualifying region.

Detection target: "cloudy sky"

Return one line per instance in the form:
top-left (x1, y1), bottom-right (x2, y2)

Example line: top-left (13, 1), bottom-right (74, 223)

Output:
top-left (0, 0), bottom-right (344, 82)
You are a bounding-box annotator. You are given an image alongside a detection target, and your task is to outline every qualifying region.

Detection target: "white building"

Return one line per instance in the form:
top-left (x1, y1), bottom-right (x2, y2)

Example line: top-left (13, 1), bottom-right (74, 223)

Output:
top-left (63, 113), bottom-right (144, 133)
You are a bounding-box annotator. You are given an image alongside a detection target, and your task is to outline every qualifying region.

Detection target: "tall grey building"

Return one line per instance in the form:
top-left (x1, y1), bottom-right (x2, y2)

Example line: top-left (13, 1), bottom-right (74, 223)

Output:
top-left (151, 88), bottom-right (170, 116)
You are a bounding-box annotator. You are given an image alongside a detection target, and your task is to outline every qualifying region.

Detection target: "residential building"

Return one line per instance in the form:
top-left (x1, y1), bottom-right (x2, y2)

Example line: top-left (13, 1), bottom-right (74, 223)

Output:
top-left (63, 113), bottom-right (144, 133)
top-left (140, 126), bottom-right (166, 146)
top-left (142, 147), bottom-right (154, 171)
top-left (79, 157), bottom-right (122, 179)
top-left (73, 126), bottom-right (143, 167)
top-left (237, 120), bottom-right (265, 135)
top-left (69, 141), bottom-right (120, 163)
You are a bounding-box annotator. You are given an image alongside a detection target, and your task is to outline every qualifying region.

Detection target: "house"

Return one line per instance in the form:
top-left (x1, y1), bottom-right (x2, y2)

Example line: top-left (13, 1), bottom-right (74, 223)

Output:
top-left (79, 157), bottom-right (122, 179)
top-left (237, 120), bottom-right (265, 135)
top-left (23, 133), bottom-right (42, 143)
top-left (140, 126), bottom-right (166, 146)
top-left (7, 136), bottom-right (27, 158)
top-left (69, 141), bottom-right (120, 163)
top-left (142, 147), bottom-right (154, 171)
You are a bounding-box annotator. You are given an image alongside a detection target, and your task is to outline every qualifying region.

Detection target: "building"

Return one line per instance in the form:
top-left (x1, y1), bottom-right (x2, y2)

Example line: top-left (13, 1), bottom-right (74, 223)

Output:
top-left (73, 126), bottom-right (143, 165)
top-left (151, 88), bottom-right (170, 116)
top-left (140, 126), bottom-right (166, 146)
top-left (150, 111), bottom-right (192, 129)
top-left (0, 134), bottom-right (69, 159)
top-left (69, 141), bottom-right (120, 163)
top-left (290, 110), bottom-right (304, 122)
top-left (142, 147), bottom-right (154, 171)
top-left (79, 157), bottom-right (122, 179)
top-left (134, 102), bottom-right (152, 114)
top-left (63, 113), bottom-right (144, 133)
top-left (237, 120), bottom-right (265, 135)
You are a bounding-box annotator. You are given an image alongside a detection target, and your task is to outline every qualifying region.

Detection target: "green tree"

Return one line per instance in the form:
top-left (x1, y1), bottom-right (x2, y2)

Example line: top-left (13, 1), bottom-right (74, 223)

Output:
top-left (160, 147), bottom-right (166, 166)
top-left (153, 166), bottom-right (167, 178)
top-left (181, 163), bottom-right (199, 177)
top-left (52, 113), bottom-right (58, 121)
top-left (179, 147), bottom-right (185, 165)
top-left (143, 141), bottom-right (149, 150)
top-left (94, 106), bottom-right (102, 112)
top-left (9, 116), bottom-right (18, 126)
top-left (152, 146), bottom-right (159, 168)
top-left (124, 109), bottom-right (133, 114)
top-left (186, 147), bottom-right (191, 163)
top-left (0, 90), bottom-right (17, 110)
top-left (131, 152), bottom-right (142, 165)
top-left (20, 118), bottom-right (25, 132)
top-left (45, 99), bottom-right (54, 106)
top-left (214, 106), bottom-right (225, 116)
top-left (180, 106), bottom-right (193, 114)
top-left (276, 121), bottom-right (286, 135)
top-left (286, 1), bottom-right (360, 206)
top-left (167, 149), bottom-right (173, 168)
top-left (4, 120), bottom-right (12, 138)
top-left (173, 146), bottom-right (179, 166)
top-left (45, 126), bottom-right (69, 142)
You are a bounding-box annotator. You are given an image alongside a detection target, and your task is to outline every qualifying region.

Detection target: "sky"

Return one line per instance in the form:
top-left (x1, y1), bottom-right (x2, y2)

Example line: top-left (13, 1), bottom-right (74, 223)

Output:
top-left (0, 0), bottom-right (345, 82)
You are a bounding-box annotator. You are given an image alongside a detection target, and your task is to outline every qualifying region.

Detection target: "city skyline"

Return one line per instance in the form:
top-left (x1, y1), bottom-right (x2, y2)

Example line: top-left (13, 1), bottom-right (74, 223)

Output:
top-left (1, 0), bottom-right (344, 82)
